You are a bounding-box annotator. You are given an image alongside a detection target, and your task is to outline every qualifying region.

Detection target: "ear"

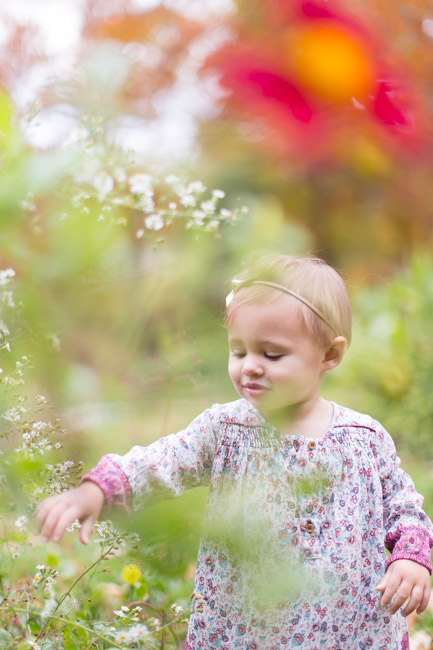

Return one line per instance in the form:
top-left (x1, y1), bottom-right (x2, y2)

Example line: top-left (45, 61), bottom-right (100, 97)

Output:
top-left (322, 336), bottom-right (347, 371)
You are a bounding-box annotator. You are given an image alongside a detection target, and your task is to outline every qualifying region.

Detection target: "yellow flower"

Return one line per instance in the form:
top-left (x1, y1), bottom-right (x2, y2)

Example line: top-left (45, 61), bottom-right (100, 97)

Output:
top-left (121, 564), bottom-right (142, 585)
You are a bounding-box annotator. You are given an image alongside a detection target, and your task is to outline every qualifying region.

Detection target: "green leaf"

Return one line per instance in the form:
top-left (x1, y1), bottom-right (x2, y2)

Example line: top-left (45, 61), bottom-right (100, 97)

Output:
top-left (0, 629), bottom-right (14, 649)
top-left (63, 624), bottom-right (89, 648)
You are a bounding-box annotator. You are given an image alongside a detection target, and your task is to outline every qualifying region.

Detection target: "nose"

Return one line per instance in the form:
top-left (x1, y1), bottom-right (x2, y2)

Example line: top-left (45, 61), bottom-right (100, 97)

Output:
top-left (242, 354), bottom-right (264, 377)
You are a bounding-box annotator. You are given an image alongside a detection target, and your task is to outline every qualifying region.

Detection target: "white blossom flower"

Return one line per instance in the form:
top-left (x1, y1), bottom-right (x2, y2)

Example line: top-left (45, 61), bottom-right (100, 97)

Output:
top-left (28, 641), bottom-right (41, 650)
top-left (1, 290), bottom-right (15, 308)
top-left (137, 194), bottom-right (155, 212)
top-left (32, 573), bottom-right (42, 585)
top-left (93, 171), bottom-right (114, 202)
top-left (113, 167), bottom-right (127, 183)
top-left (136, 229), bottom-right (144, 239)
top-left (186, 181), bottom-right (206, 194)
top-left (129, 173), bottom-right (152, 194)
top-left (3, 406), bottom-right (25, 422)
top-left (211, 189), bottom-right (225, 199)
top-left (113, 609), bottom-right (127, 618)
top-left (15, 515), bottom-right (28, 529)
top-left (164, 174), bottom-right (180, 185)
top-left (32, 421), bottom-right (49, 432)
top-left (66, 519), bottom-right (81, 532)
top-left (168, 202), bottom-right (177, 210)
top-left (190, 210), bottom-right (205, 226)
top-left (144, 214), bottom-right (164, 231)
top-left (0, 268), bottom-right (15, 287)
top-left (179, 193), bottom-right (196, 208)
top-left (128, 624), bottom-right (149, 640)
top-left (200, 200), bottom-right (216, 214)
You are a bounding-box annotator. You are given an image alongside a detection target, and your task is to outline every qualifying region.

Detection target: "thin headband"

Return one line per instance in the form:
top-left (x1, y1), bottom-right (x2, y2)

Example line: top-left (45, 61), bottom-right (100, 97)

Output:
top-left (226, 279), bottom-right (335, 332)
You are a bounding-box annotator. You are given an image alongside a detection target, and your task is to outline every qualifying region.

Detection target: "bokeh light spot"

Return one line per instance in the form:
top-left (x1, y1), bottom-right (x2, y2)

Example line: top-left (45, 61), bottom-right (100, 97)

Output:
top-left (290, 22), bottom-right (375, 103)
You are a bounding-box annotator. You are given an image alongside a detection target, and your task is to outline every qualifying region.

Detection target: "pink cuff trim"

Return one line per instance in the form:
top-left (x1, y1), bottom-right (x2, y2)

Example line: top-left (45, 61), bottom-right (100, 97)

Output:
top-left (385, 526), bottom-right (433, 575)
top-left (81, 455), bottom-right (132, 509)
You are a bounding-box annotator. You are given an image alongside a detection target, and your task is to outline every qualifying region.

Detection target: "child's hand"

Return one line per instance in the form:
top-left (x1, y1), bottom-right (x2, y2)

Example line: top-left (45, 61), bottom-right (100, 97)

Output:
top-left (376, 559), bottom-right (431, 616)
top-left (35, 481), bottom-right (105, 545)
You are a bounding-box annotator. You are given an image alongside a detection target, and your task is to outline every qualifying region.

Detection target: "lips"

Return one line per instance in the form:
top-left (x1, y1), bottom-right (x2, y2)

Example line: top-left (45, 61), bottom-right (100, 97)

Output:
top-left (243, 383), bottom-right (268, 395)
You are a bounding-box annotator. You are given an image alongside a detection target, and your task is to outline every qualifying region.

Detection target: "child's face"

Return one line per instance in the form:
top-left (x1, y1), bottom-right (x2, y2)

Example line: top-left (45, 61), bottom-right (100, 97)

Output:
top-left (227, 295), bottom-right (331, 421)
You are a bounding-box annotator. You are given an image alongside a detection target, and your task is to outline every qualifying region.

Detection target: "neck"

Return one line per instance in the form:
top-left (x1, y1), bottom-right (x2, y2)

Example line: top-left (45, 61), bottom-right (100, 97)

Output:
top-left (261, 396), bottom-right (333, 438)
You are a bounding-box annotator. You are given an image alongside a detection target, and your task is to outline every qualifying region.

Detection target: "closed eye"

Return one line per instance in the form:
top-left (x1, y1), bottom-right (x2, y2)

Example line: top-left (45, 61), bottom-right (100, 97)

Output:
top-left (264, 353), bottom-right (284, 360)
top-left (230, 351), bottom-right (245, 358)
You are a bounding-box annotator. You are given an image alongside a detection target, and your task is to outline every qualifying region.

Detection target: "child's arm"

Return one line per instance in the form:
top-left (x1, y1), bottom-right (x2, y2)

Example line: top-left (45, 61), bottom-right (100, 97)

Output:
top-left (36, 405), bottom-right (220, 543)
top-left (376, 558), bottom-right (431, 616)
top-left (35, 480), bottom-right (105, 545)
top-left (371, 422), bottom-right (433, 613)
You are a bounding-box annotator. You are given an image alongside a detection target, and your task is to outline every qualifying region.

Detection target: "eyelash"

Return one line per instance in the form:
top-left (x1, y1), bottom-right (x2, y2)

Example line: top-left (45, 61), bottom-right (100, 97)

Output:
top-left (230, 352), bottom-right (283, 360)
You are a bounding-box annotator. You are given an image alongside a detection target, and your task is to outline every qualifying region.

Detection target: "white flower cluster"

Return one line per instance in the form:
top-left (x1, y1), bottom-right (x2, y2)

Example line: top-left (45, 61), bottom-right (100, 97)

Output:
top-left (15, 421), bottom-right (53, 458)
top-left (71, 165), bottom-right (247, 238)
top-left (112, 623), bottom-right (149, 645)
top-left (111, 605), bottom-right (148, 644)
top-left (93, 520), bottom-right (141, 549)
top-left (0, 269), bottom-right (16, 322)
top-left (44, 460), bottom-right (83, 495)
top-left (170, 602), bottom-right (184, 616)
top-left (114, 604), bottom-right (142, 619)
top-left (32, 564), bottom-right (58, 589)
top-left (3, 405), bottom-right (27, 423)
top-left (66, 518), bottom-right (81, 532)
top-left (0, 268), bottom-right (15, 288)
top-left (0, 356), bottom-right (30, 386)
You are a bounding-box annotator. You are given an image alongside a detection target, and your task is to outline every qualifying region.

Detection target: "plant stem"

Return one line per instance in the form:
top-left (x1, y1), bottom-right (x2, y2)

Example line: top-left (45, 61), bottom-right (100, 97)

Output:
top-left (35, 544), bottom-right (115, 642)
top-left (0, 605), bottom-right (126, 650)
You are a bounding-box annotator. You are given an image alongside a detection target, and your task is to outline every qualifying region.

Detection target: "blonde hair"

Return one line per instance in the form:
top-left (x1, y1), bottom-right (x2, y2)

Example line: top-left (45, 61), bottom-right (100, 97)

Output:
top-left (226, 253), bottom-right (352, 345)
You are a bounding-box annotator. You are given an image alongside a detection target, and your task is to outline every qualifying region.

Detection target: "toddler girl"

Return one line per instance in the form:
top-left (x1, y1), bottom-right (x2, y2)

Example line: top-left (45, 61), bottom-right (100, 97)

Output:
top-left (36, 254), bottom-right (433, 650)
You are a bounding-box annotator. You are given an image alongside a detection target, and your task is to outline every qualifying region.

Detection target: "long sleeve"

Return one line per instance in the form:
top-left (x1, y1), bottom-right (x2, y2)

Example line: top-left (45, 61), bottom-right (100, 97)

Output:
top-left (82, 405), bottom-right (220, 511)
top-left (370, 423), bottom-right (433, 573)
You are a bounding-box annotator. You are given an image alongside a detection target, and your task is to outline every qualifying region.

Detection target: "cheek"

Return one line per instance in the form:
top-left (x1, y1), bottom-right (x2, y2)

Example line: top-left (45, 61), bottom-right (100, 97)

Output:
top-left (228, 358), bottom-right (240, 384)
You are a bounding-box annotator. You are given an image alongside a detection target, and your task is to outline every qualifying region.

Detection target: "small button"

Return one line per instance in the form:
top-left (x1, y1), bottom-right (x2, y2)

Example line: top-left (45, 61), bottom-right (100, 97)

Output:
top-left (305, 522), bottom-right (315, 533)
top-left (308, 440), bottom-right (317, 450)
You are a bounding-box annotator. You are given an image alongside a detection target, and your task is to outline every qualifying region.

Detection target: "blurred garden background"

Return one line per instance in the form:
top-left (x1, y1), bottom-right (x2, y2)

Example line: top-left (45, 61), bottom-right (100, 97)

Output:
top-left (1, 0), bottom-right (433, 647)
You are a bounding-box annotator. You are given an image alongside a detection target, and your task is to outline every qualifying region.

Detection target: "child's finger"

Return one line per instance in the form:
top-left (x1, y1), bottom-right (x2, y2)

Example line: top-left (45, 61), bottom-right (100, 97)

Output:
top-left (388, 581), bottom-right (413, 615)
top-left (401, 585), bottom-right (425, 617)
top-left (377, 578), bottom-right (401, 609)
top-left (51, 506), bottom-right (82, 543)
top-left (79, 516), bottom-right (96, 545)
top-left (35, 497), bottom-right (58, 531)
top-left (416, 586), bottom-right (431, 615)
top-left (39, 500), bottom-right (70, 542)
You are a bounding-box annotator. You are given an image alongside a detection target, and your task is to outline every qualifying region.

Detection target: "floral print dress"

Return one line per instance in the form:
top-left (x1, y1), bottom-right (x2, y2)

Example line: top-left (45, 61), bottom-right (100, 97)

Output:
top-left (84, 400), bottom-right (433, 650)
